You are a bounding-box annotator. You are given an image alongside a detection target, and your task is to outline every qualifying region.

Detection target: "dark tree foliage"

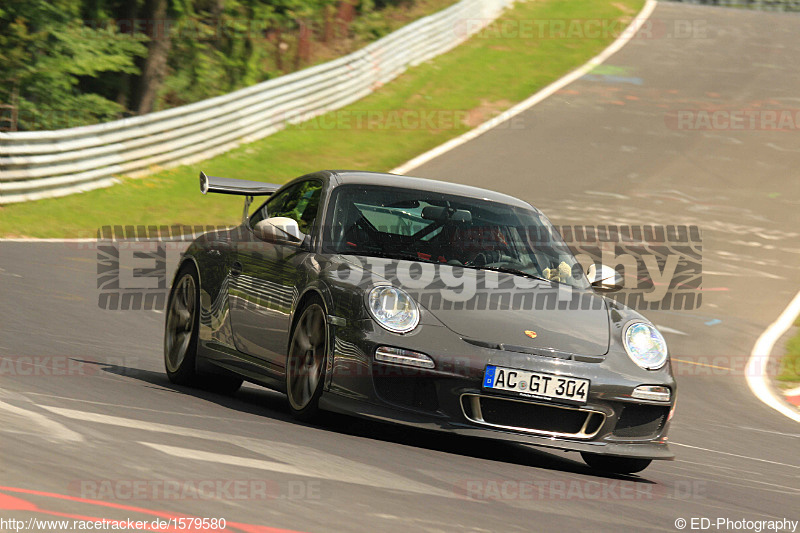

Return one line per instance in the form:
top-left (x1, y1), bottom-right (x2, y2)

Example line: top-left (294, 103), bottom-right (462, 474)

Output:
top-left (0, 0), bottom-right (421, 131)
top-left (0, 0), bottom-right (147, 130)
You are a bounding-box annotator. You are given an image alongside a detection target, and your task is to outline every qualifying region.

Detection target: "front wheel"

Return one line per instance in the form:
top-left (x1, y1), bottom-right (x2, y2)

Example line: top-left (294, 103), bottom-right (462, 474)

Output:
top-left (580, 452), bottom-right (653, 474)
top-left (286, 299), bottom-right (328, 422)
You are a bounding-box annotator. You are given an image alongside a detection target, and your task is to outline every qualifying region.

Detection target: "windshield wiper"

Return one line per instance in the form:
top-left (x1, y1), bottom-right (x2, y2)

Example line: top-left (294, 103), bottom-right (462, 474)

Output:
top-left (340, 248), bottom-right (437, 264)
top-left (339, 249), bottom-right (551, 282)
top-left (473, 265), bottom-right (551, 284)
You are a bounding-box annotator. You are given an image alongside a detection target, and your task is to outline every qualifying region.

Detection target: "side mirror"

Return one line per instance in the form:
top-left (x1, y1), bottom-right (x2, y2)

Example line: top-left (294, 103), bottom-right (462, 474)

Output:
top-left (254, 217), bottom-right (304, 245)
top-left (587, 263), bottom-right (624, 292)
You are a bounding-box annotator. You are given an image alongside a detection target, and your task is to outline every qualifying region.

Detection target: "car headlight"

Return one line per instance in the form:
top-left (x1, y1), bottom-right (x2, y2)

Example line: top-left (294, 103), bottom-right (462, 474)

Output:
top-left (367, 285), bottom-right (419, 334)
top-left (623, 322), bottom-right (668, 370)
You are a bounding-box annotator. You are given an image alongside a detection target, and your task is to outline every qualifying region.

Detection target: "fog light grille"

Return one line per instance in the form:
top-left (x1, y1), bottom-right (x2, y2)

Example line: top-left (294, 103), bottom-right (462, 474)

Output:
top-left (613, 404), bottom-right (670, 438)
top-left (374, 377), bottom-right (439, 412)
top-left (460, 394), bottom-right (604, 439)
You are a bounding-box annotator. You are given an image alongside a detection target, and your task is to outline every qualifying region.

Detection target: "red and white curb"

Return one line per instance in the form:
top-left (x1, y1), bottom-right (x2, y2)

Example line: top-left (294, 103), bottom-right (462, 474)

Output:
top-left (747, 290), bottom-right (800, 423)
top-left (784, 385), bottom-right (800, 407)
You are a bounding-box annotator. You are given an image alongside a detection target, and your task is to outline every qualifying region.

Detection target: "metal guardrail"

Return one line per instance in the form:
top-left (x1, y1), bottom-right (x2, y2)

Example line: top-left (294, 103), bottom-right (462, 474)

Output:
top-left (663, 0), bottom-right (800, 10)
top-left (0, 0), bottom-right (512, 204)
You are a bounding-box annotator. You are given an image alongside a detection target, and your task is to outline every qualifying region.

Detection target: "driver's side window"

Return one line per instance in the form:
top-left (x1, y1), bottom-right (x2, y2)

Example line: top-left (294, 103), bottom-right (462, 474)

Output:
top-left (250, 180), bottom-right (323, 235)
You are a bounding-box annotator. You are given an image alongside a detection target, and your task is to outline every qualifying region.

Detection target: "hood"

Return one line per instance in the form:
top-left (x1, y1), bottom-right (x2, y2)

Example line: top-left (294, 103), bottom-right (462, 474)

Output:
top-left (344, 256), bottom-right (610, 356)
top-left (432, 304), bottom-right (610, 356)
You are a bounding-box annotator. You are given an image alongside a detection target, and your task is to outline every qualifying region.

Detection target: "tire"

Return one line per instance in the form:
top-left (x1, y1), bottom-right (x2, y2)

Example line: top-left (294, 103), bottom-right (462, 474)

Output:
top-left (165, 265), bottom-right (203, 386)
top-left (286, 297), bottom-right (328, 422)
top-left (164, 263), bottom-right (242, 394)
top-left (580, 452), bottom-right (653, 474)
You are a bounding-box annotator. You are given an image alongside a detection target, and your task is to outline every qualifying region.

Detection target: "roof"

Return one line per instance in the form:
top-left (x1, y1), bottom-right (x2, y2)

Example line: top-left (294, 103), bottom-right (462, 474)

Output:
top-left (328, 170), bottom-right (533, 209)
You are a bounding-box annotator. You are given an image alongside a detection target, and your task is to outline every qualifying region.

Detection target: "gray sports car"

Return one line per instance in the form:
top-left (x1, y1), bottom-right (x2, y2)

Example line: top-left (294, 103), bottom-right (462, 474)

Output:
top-left (164, 170), bottom-right (676, 474)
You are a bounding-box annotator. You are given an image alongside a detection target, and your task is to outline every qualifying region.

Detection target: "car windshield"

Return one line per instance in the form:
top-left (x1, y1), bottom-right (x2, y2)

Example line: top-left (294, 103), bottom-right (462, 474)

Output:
top-left (322, 184), bottom-right (589, 289)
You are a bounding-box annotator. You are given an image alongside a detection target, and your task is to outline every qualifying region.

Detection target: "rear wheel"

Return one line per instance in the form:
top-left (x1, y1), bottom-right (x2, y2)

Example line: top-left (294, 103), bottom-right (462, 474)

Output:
top-left (165, 263), bottom-right (242, 394)
top-left (165, 266), bottom-right (202, 386)
top-left (580, 452), bottom-right (653, 474)
top-left (286, 298), bottom-right (328, 421)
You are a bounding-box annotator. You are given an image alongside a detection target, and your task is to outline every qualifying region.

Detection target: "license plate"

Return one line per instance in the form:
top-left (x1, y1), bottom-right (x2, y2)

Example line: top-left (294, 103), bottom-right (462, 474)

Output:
top-left (483, 365), bottom-right (589, 403)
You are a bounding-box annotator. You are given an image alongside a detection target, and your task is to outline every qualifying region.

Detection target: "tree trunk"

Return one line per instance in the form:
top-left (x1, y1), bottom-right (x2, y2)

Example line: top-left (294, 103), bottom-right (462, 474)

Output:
top-left (295, 21), bottom-right (312, 70)
top-left (135, 0), bottom-right (171, 115)
top-left (116, 0), bottom-right (139, 111)
top-left (275, 27), bottom-right (285, 72)
top-left (336, 0), bottom-right (357, 38)
top-left (323, 5), bottom-right (335, 43)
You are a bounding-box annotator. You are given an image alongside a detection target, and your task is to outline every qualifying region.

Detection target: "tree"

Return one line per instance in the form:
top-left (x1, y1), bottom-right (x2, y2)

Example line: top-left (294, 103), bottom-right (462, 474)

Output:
top-left (133, 0), bottom-right (172, 114)
top-left (0, 0), bottom-right (424, 130)
top-left (0, 0), bottom-right (147, 130)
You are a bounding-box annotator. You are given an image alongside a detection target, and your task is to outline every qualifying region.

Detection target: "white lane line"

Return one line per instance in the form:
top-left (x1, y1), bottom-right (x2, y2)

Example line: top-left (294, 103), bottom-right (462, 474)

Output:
top-left (39, 405), bottom-right (454, 498)
top-left (746, 289), bottom-right (800, 423)
top-left (389, 0), bottom-right (658, 175)
top-left (736, 426), bottom-right (800, 438)
top-left (669, 464), bottom-right (800, 493)
top-left (37, 405), bottom-right (278, 436)
top-left (676, 458), bottom-right (768, 478)
top-left (140, 442), bottom-right (453, 498)
top-left (0, 400), bottom-right (84, 443)
top-left (232, 439), bottom-right (455, 498)
top-left (666, 467), bottom-right (799, 496)
top-left (655, 325), bottom-right (689, 336)
top-left (23, 392), bottom-right (272, 421)
top-left (671, 442), bottom-right (800, 469)
top-left (139, 442), bottom-right (306, 476)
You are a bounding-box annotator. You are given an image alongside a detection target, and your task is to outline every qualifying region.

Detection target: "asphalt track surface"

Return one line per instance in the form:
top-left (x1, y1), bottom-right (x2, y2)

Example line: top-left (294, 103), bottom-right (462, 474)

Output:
top-left (1, 3), bottom-right (799, 532)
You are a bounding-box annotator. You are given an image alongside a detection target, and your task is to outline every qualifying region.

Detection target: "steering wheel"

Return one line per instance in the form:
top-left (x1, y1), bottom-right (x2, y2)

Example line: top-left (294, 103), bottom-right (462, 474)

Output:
top-left (467, 250), bottom-right (502, 267)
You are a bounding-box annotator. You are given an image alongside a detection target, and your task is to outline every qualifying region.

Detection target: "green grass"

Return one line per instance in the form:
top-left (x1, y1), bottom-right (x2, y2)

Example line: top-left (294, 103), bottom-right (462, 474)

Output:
top-left (0, 0), bottom-right (644, 238)
top-left (778, 315), bottom-right (800, 383)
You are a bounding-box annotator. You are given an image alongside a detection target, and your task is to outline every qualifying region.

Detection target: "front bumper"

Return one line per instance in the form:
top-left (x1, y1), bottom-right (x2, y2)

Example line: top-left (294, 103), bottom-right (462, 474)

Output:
top-left (320, 393), bottom-right (673, 459)
top-left (323, 319), bottom-right (676, 460)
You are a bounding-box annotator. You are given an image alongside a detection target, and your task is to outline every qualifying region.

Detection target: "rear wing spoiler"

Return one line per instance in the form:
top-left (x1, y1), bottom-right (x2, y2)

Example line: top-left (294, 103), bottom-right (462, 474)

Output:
top-left (199, 171), bottom-right (282, 224)
top-left (199, 171), bottom-right (280, 196)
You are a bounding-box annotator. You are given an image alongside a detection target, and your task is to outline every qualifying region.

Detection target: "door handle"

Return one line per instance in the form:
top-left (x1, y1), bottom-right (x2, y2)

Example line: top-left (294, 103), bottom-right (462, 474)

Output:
top-left (231, 261), bottom-right (243, 277)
